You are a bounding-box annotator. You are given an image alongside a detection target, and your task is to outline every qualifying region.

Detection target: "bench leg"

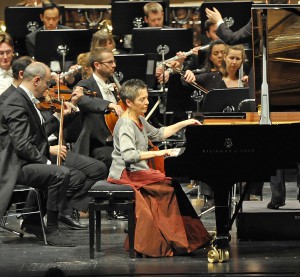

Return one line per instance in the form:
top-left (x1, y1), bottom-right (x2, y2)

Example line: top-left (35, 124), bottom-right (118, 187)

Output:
top-left (96, 210), bottom-right (101, 252)
top-left (89, 203), bottom-right (95, 259)
top-left (127, 203), bottom-right (135, 259)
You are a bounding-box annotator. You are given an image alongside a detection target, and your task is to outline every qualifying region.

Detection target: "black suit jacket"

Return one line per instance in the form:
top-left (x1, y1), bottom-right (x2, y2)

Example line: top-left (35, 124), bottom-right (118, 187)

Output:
top-left (0, 87), bottom-right (52, 218)
top-left (25, 25), bottom-right (71, 57)
top-left (217, 19), bottom-right (252, 45)
top-left (72, 76), bottom-right (117, 156)
top-left (0, 85), bottom-right (60, 138)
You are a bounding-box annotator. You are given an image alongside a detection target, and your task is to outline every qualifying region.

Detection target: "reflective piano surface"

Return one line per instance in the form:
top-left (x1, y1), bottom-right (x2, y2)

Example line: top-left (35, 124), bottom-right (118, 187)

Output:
top-left (165, 112), bottom-right (300, 261)
top-left (252, 4), bottom-right (300, 109)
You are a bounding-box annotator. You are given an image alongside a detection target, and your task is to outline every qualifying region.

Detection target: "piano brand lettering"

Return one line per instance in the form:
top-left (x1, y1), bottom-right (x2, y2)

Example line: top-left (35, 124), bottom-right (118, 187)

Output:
top-left (201, 138), bottom-right (255, 153)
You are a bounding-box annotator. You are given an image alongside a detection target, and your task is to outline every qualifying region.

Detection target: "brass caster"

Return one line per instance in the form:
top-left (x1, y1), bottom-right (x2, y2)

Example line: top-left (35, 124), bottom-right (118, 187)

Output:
top-left (207, 248), bottom-right (219, 263)
top-left (218, 249), bottom-right (229, 263)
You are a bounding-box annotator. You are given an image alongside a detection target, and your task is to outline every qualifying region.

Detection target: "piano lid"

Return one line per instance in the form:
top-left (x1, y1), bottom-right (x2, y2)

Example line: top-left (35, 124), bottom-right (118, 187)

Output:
top-left (252, 4), bottom-right (300, 109)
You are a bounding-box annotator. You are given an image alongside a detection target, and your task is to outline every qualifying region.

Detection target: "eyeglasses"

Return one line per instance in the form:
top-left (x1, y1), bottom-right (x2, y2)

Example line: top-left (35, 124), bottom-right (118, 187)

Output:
top-left (40, 76), bottom-right (52, 87)
top-left (0, 50), bottom-right (13, 56)
top-left (100, 60), bottom-right (116, 65)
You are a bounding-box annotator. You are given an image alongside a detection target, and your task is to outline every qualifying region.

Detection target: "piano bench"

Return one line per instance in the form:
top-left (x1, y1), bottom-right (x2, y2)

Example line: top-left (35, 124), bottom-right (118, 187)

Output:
top-left (88, 180), bottom-right (135, 259)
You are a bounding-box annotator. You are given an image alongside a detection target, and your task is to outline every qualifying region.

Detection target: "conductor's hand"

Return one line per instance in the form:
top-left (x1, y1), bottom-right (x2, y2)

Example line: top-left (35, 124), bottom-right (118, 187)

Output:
top-left (205, 7), bottom-right (223, 24)
top-left (50, 145), bottom-right (68, 160)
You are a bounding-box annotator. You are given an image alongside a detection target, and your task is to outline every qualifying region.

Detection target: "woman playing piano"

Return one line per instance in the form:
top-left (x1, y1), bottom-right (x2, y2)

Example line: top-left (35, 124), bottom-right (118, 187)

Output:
top-left (107, 79), bottom-right (211, 257)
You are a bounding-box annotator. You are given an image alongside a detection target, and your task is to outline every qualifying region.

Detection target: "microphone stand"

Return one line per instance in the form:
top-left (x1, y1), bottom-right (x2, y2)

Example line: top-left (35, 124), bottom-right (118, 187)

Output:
top-left (160, 45), bottom-right (168, 128)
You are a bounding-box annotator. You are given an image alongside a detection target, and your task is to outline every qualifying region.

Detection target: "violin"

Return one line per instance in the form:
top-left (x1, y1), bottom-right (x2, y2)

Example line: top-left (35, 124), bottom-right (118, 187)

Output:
top-left (36, 89), bottom-right (78, 113)
top-left (48, 84), bottom-right (96, 101)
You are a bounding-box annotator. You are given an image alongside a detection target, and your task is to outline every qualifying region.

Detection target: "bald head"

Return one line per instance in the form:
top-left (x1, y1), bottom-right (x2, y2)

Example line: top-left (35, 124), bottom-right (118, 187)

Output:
top-left (21, 62), bottom-right (51, 99)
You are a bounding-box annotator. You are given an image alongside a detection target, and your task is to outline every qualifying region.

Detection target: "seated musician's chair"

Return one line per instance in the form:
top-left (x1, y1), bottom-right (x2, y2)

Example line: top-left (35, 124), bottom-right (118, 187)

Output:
top-left (0, 185), bottom-right (47, 244)
top-left (88, 180), bottom-right (135, 259)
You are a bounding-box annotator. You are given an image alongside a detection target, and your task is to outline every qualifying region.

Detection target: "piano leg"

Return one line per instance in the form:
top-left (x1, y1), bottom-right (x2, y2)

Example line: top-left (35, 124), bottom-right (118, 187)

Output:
top-left (207, 182), bottom-right (233, 263)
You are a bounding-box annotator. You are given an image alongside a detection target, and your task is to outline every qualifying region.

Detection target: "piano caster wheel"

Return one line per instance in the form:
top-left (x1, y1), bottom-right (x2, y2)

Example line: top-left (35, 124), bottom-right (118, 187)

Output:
top-left (208, 248), bottom-right (219, 263)
top-left (218, 249), bottom-right (229, 263)
top-left (208, 248), bottom-right (230, 263)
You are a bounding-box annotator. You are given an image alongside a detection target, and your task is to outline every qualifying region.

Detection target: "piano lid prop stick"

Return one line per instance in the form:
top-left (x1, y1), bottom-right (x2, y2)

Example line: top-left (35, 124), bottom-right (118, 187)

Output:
top-left (145, 98), bottom-right (161, 121)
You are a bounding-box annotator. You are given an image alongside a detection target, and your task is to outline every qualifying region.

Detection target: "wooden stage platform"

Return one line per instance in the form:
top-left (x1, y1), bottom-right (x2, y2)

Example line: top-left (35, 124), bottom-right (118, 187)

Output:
top-left (1, 183), bottom-right (300, 277)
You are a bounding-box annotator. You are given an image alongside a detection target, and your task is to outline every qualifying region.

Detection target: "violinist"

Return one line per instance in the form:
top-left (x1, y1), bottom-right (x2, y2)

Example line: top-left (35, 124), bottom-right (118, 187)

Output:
top-left (72, 47), bottom-right (124, 170)
top-left (0, 60), bottom-right (107, 239)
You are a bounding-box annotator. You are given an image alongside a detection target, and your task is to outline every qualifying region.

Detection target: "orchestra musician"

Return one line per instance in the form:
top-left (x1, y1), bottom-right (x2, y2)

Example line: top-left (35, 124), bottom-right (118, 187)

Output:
top-left (0, 62), bottom-right (76, 246)
top-left (0, 58), bottom-right (107, 235)
top-left (25, 1), bottom-right (71, 57)
top-left (182, 44), bottom-right (247, 91)
top-left (143, 2), bottom-right (173, 85)
top-left (0, 31), bottom-right (14, 95)
top-left (107, 78), bottom-right (211, 257)
top-left (76, 30), bottom-right (121, 82)
top-left (71, 47), bottom-right (124, 170)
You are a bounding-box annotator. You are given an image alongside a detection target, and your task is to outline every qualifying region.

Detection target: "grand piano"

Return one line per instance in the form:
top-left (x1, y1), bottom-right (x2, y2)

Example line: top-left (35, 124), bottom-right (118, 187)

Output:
top-left (165, 4), bottom-right (300, 263)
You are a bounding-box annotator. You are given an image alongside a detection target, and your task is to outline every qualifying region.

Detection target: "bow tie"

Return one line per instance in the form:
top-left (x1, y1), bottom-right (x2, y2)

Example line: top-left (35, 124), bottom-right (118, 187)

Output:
top-left (102, 83), bottom-right (115, 94)
top-left (0, 69), bottom-right (13, 77)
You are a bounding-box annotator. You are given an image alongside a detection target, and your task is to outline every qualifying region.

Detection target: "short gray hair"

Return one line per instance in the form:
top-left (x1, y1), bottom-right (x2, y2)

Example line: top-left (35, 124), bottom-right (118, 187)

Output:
top-left (120, 79), bottom-right (147, 105)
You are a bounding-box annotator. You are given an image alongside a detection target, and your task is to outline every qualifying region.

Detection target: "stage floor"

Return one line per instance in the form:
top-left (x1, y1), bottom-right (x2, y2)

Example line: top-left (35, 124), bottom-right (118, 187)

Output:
top-left (1, 182), bottom-right (300, 277)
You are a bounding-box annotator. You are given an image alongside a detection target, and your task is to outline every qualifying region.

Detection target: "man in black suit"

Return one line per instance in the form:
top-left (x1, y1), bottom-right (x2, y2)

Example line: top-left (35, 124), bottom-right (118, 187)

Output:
top-left (72, 47), bottom-right (123, 169)
top-left (205, 7), bottom-right (252, 45)
top-left (0, 62), bottom-right (77, 246)
top-left (25, 2), bottom-right (71, 57)
top-left (0, 57), bottom-right (107, 231)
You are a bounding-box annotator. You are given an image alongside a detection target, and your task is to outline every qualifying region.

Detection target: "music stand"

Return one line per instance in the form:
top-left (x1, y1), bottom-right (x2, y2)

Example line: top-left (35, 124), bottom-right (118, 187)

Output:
top-left (201, 88), bottom-right (255, 113)
top-left (114, 54), bottom-right (149, 84)
top-left (200, 1), bottom-right (252, 35)
top-left (34, 29), bottom-right (97, 70)
top-left (4, 6), bottom-right (63, 56)
top-left (111, 1), bottom-right (169, 36)
top-left (132, 28), bottom-right (193, 60)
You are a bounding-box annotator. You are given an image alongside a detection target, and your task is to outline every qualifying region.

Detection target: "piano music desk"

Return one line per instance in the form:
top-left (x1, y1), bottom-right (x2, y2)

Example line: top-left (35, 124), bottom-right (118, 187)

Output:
top-left (202, 112), bottom-right (300, 125)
